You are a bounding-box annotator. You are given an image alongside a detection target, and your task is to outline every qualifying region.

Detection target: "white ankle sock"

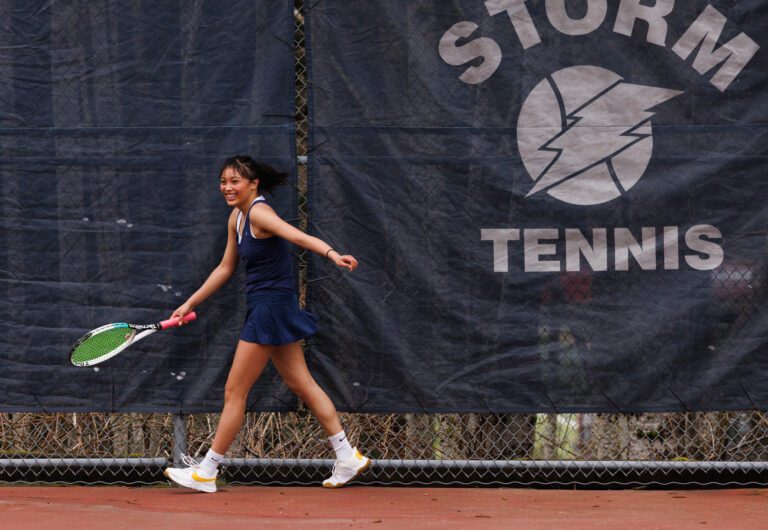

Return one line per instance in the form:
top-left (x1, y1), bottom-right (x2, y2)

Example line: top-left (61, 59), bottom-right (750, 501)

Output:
top-left (199, 448), bottom-right (224, 475)
top-left (328, 430), bottom-right (355, 460)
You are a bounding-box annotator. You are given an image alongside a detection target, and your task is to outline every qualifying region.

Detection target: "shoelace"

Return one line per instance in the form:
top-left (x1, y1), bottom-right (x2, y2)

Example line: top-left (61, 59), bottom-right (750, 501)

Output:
top-left (330, 457), bottom-right (354, 477)
top-left (180, 453), bottom-right (199, 468)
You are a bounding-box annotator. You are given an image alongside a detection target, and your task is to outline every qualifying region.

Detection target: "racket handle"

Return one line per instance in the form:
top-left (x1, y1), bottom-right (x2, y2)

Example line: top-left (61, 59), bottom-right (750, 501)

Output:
top-left (159, 311), bottom-right (198, 330)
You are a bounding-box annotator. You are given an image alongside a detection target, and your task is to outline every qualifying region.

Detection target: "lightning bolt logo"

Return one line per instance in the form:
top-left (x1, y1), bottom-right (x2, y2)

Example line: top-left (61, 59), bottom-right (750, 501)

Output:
top-left (526, 79), bottom-right (682, 198)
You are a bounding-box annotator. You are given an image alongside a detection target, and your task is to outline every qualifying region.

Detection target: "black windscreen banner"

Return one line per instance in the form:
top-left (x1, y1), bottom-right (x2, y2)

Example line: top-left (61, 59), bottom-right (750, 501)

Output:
top-left (305, 1), bottom-right (768, 413)
top-left (2, 1), bottom-right (767, 414)
top-left (0, 0), bottom-right (297, 412)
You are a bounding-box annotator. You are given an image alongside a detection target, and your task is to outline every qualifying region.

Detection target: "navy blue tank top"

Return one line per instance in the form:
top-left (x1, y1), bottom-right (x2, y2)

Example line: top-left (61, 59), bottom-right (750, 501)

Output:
top-left (236, 197), bottom-right (295, 295)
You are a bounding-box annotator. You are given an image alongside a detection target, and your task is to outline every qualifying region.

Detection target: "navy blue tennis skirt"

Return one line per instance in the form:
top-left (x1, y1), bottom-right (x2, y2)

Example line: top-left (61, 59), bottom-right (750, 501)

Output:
top-left (240, 290), bottom-right (318, 345)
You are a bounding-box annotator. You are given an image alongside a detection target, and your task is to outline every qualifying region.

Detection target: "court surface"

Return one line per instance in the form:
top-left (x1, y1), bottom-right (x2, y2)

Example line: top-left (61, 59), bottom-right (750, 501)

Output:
top-left (1, 486), bottom-right (766, 529)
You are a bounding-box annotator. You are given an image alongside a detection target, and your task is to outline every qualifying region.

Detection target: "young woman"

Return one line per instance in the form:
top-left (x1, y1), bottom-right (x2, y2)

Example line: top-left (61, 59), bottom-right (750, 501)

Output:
top-left (163, 156), bottom-right (370, 492)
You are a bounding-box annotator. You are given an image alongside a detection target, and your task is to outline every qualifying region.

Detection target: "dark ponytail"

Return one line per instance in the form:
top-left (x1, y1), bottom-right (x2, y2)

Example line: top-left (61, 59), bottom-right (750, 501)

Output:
top-left (219, 156), bottom-right (288, 196)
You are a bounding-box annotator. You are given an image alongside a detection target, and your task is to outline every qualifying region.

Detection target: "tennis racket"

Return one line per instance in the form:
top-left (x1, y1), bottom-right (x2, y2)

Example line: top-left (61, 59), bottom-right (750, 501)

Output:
top-left (69, 312), bottom-right (198, 367)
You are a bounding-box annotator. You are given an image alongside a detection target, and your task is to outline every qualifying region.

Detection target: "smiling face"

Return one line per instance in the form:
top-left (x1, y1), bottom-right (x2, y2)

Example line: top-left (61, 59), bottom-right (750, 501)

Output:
top-left (219, 167), bottom-right (258, 209)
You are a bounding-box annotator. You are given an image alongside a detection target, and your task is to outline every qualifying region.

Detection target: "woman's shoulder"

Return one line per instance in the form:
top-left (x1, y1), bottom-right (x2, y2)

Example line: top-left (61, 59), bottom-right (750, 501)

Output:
top-left (249, 200), bottom-right (277, 219)
top-left (227, 208), bottom-right (240, 228)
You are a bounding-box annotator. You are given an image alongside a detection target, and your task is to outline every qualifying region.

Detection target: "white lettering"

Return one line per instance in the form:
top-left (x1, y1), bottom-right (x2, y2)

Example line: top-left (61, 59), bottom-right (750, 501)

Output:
top-left (663, 226), bottom-right (679, 270)
top-left (525, 229), bottom-right (560, 272)
top-left (613, 0), bottom-right (674, 46)
top-left (565, 228), bottom-right (608, 271)
top-left (481, 229), bottom-right (520, 272)
top-left (545, 0), bottom-right (607, 36)
top-left (485, 0), bottom-right (542, 49)
top-left (438, 21), bottom-right (502, 84)
top-left (684, 224), bottom-right (723, 270)
top-left (671, 5), bottom-right (760, 91)
top-left (482, 225), bottom-right (724, 272)
top-left (444, 3), bottom-right (757, 89)
top-left (614, 227), bottom-right (657, 270)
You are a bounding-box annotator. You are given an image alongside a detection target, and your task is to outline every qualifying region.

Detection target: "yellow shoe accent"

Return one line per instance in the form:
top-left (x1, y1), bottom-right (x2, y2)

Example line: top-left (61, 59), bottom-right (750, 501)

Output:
top-left (192, 471), bottom-right (217, 483)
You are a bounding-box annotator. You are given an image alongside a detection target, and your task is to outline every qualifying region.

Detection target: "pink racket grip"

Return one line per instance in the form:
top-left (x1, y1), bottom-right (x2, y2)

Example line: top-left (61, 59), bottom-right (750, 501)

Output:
top-left (159, 311), bottom-right (198, 330)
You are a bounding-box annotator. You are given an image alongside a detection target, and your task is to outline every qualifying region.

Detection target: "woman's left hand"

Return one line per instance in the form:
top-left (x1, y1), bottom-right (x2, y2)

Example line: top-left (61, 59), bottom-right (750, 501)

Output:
top-left (334, 254), bottom-right (358, 272)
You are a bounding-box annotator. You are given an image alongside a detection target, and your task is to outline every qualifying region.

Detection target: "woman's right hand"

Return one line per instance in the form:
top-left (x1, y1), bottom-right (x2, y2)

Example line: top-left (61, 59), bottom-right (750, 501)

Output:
top-left (333, 253), bottom-right (359, 272)
top-left (171, 302), bottom-right (195, 326)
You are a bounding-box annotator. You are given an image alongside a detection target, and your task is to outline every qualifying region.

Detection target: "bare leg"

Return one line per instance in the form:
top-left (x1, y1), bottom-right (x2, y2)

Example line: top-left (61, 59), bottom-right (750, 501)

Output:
top-left (270, 341), bottom-right (343, 436)
top-left (210, 340), bottom-right (272, 454)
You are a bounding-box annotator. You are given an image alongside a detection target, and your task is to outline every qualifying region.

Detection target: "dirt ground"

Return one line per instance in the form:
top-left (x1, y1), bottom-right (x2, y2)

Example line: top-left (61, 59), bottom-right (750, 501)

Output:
top-left (1, 486), bottom-right (766, 529)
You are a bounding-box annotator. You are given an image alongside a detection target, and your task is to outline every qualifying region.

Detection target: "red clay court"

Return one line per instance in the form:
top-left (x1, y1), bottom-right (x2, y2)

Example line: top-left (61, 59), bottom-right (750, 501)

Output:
top-left (1, 486), bottom-right (766, 529)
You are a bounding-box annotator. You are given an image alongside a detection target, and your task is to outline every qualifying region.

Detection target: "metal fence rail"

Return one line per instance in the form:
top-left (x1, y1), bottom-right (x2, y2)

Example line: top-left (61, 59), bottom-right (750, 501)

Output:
top-left (1, 1), bottom-right (766, 488)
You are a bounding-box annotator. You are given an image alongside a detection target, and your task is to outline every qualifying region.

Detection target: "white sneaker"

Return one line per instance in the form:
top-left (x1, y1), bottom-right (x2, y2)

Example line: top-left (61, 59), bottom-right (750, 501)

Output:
top-left (322, 448), bottom-right (371, 488)
top-left (163, 454), bottom-right (218, 493)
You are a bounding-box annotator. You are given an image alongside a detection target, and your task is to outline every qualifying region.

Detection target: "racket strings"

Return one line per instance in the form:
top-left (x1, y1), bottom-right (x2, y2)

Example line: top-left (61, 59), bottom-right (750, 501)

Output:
top-left (71, 327), bottom-right (136, 365)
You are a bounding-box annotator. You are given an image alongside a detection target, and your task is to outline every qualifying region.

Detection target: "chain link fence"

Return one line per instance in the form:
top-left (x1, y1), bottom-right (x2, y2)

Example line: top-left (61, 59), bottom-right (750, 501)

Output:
top-left (1, 1), bottom-right (767, 487)
top-left (1, 411), bottom-right (766, 486)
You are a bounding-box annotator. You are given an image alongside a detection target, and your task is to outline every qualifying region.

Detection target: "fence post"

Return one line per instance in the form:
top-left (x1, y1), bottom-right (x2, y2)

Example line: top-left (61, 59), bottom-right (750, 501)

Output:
top-left (173, 414), bottom-right (188, 466)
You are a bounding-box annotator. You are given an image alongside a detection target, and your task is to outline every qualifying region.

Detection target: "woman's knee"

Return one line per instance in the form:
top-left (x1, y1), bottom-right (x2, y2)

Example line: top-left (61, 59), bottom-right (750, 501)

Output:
top-left (223, 383), bottom-right (249, 406)
top-left (284, 376), bottom-right (316, 400)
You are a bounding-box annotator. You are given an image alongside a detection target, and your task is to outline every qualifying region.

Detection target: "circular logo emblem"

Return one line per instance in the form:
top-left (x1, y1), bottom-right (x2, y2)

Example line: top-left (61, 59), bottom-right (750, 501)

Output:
top-left (517, 65), bottom-right (681, 206)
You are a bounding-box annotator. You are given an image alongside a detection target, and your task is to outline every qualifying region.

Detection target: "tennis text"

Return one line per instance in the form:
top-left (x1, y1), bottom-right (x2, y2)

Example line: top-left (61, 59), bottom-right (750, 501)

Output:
top-left (481, 224), bottom-right (723, 272)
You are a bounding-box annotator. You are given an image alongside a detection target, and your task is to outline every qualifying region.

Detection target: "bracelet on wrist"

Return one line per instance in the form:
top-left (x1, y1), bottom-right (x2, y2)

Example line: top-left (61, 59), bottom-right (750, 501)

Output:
top-left (325, 248), bottom-right (335, 259)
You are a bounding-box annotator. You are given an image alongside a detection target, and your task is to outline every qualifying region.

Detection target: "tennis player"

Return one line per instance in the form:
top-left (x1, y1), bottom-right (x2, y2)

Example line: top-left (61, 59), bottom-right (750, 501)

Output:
top-left (163, 156), bottom-right (370, 492)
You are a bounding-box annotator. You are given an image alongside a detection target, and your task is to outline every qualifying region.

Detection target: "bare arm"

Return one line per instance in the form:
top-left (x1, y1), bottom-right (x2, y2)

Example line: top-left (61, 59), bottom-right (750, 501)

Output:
top-left (250, 204), bottom-right (358, 271)
top-left (170, 209), bottom-right (240, 320)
